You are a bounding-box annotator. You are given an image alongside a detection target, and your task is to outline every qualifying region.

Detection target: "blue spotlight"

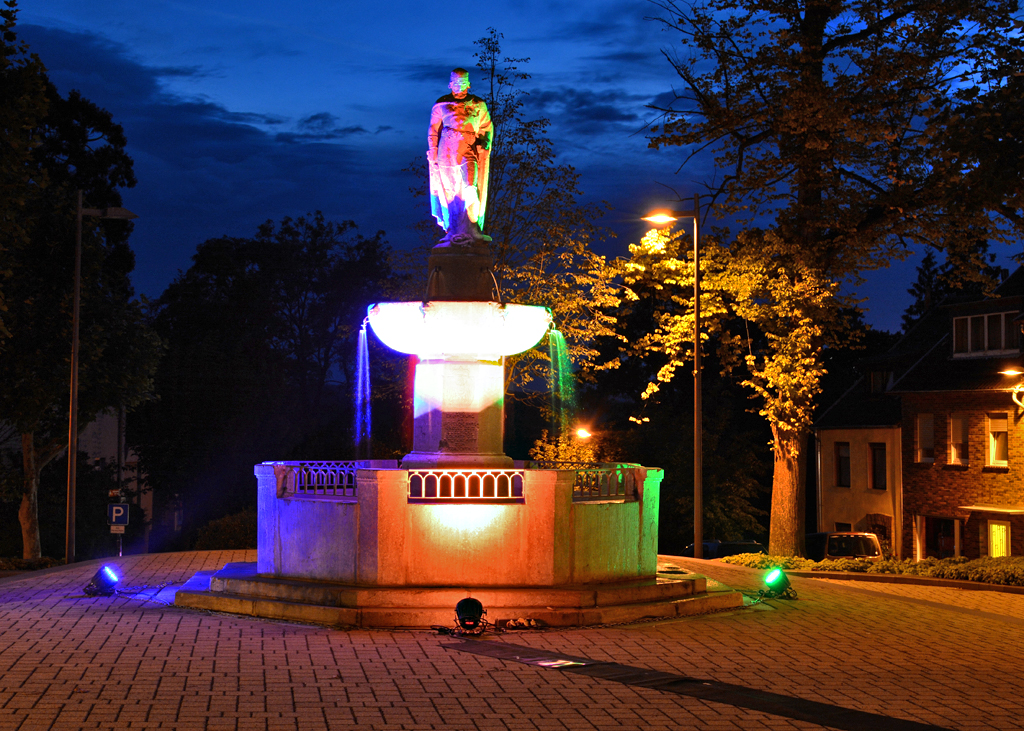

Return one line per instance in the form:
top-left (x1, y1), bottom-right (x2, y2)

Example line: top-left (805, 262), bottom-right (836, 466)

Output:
top-left (84, 565), bottom-right (120, 596)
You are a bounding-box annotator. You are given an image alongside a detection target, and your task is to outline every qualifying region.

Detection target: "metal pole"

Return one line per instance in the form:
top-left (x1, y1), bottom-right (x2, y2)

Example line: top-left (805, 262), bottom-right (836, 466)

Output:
top-left (66, 190), bottom-right (82, 565)
top-left (693, 193), bottom-right (703, 560)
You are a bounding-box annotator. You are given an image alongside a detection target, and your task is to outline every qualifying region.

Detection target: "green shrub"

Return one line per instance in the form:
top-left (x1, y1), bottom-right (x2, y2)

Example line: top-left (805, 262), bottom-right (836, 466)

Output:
top-left (722, 552), bottom-right (1024, 586)
top-left (192, 508), bottom-right (257, 550)
top-left (720, 553), bottom-right (818, 570)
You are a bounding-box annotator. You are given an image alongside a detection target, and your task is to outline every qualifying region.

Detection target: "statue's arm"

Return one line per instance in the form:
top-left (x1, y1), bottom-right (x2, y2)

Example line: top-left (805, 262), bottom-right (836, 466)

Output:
top-left (427, 103), bottom-right (443, 162)
top-left (478, 103), bottom-right (493, 151)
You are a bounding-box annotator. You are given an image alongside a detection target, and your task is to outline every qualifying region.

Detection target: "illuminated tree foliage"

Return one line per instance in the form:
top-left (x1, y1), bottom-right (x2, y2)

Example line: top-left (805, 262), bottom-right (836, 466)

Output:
top-left (422, 30), bottom-right (619, 408)
top-left (636, 0), bottom-right (1023, 555)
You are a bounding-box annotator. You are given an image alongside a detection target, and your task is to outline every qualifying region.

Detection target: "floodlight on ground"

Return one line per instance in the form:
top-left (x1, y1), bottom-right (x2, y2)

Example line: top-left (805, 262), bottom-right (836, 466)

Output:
top-left (83, 565), bottom-right (120, 596)
top-left (455, 597), bottom-right (486, 633)
top-left (760, 567), bottom-right (796, 599)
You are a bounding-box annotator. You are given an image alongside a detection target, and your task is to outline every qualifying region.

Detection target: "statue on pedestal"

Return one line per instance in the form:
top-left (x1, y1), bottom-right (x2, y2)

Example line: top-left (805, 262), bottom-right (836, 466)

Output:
top-left (428, 68), bottom-right (493, 245)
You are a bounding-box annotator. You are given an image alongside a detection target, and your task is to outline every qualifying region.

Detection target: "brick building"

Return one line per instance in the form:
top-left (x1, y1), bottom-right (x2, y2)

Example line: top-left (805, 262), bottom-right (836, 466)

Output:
top-left (815, 269), bottom-right (1024, 560)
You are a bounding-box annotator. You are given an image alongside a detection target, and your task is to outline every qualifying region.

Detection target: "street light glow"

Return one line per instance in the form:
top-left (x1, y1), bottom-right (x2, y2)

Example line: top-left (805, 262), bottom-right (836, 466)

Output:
top-left (576, 427), bottom-right (592, 439)
top-left (642, 213), bottom-right (678, 225)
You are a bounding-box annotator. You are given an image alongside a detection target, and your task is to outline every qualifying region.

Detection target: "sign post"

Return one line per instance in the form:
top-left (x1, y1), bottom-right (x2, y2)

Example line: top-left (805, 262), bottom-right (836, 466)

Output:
top-left (107, 504), bottom-right (129, 557)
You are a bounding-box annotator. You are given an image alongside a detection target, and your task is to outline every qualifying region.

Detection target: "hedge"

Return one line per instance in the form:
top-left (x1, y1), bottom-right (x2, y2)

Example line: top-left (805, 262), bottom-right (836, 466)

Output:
top-left (721, 553), bottom-right (1024, 586)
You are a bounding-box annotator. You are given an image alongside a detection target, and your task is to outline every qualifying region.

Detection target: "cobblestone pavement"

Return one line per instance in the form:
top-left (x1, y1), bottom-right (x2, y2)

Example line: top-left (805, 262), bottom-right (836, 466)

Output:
top-left (2, 551), bottom-right (1023, 730)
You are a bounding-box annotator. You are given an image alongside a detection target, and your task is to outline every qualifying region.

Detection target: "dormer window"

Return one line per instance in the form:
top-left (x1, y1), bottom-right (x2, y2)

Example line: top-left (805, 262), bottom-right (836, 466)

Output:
top-left (869, 371), bottom-right (891, 393)
top-left (952, 312), bottom-right (1018, 356)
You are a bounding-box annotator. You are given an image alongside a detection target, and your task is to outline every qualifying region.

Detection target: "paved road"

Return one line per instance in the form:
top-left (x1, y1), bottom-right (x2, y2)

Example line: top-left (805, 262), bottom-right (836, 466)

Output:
top-left (2, 551), bottom-right (1022, 730)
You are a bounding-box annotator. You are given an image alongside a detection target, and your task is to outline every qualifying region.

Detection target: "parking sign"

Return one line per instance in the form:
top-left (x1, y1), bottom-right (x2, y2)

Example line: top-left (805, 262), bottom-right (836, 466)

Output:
top-left (107, 504), bottom-right (129, 525)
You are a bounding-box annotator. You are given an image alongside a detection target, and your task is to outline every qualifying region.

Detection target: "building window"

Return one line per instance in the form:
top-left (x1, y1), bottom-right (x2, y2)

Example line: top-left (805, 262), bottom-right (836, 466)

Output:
top-left (950, 415), bottom-right (969, 465)
top-left (869, 371), bottom-right (891, 393)
top-left (869, 443), bottom-right (886, 489)
top-left (835, 522), bottom-right (852, 532)
top-left (917, 413), bottom-right (934, 463)
top-left (835, 442), bottom-right (851, 487)
top-left (988, 413), bottom-right (1009, 466)
top-left (989, 520), bottom-right (1011, 557)
top-left (952, 312), bottom-right (1019, 356)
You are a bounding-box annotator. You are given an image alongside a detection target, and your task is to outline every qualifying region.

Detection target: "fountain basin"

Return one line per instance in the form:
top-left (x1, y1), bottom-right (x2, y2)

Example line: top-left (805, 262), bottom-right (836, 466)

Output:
top-left (367, 301), bottom-right (551, 358)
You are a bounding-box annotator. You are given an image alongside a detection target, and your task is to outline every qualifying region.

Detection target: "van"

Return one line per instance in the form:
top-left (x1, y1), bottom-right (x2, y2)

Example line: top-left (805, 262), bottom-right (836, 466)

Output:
top-left (805, 532), bottom-right (883, 562)
top-left (681, 539), bottom-right (768, 559)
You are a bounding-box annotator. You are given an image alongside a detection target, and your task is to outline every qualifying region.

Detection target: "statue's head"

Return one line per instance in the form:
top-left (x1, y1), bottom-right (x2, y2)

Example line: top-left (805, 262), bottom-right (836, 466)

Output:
top-left (449, 68), bottom-right (470, 98)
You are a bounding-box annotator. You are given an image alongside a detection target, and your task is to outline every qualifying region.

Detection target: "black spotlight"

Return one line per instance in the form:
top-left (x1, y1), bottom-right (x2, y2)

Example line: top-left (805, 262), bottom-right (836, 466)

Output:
top-left (83, 565), bottom-right (120, 596)
top-left (455, 597), bottom-right (486, 633)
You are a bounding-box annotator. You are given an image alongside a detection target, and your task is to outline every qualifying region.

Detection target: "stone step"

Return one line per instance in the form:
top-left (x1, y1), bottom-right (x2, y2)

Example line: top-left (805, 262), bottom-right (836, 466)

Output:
top-left (202, 562), bottom-right (706, 610)
top-left (174, 584), bottom-right (743, 629)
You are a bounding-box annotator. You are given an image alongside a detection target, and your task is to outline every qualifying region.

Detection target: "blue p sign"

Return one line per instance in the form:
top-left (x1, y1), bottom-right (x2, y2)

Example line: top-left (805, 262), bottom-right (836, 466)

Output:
top-left (107, 504), bottom-right (129, 525)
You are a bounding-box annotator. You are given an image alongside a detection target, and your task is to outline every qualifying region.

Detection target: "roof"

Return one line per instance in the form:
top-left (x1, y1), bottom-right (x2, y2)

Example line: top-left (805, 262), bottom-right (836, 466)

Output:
top-left (814, 388), bottom-right (902, 429)
top-left (816, 266), bottom-right (1024, 428)
top-left (889, 344), bottom-right (1021, 394)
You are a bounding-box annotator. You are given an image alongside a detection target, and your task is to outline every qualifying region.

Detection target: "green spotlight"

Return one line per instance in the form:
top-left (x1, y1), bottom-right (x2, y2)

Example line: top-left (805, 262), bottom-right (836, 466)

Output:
top-left (761, 567), bottom-right (796, 599)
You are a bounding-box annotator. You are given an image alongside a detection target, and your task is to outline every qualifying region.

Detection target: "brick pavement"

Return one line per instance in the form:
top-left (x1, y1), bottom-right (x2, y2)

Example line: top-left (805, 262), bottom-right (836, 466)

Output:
top-left (1, 551), bottom-right (1023, 730)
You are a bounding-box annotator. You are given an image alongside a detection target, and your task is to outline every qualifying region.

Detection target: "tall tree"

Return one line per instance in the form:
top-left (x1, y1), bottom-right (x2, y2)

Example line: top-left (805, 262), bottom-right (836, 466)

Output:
top-left (131, 214), bottom-right (397, 543)
top-left (0, 74), bottom-right (158, 559)
top-left (0, 0), bottom-right (48, 340)
top-left (636, 0), bottom-right (1023, 554)
top-left (902, 250), bottom-right (946, 332)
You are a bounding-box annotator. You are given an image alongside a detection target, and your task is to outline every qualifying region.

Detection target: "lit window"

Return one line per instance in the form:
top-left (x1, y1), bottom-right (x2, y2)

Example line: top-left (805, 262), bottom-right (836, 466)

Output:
top-left (950, 415), bottom-right (969, 465)
top-left (988, 413), bottom-right (1009, 466)
top-left (989, 520), bottom-right (1010, 557)
top-left (952, 313), bottom-right (1018, 357)
top-left (869, 443), bottom-right (886, 490)
top-left (917, 413), bottom-right (934, 463)
top-left (835, 442), bottom-right (851, 487)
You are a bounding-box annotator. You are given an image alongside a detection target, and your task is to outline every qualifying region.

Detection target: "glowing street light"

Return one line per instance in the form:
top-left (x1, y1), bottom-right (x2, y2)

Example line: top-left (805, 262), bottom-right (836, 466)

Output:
top-left (575, 427), bottom-right (592, 439)
top-left (641, 212), bottom-right (680, 226)
top-left (645, 194), bottom-right (704, 559)
top-left (1000, 369), bottom-right (1024, 409)
top-left (67, 192), bottom-right (138, 565)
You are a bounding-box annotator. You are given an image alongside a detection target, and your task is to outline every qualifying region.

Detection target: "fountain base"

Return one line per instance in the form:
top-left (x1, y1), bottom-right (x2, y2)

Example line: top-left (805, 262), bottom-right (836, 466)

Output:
top-left (174, 562), bottom-right (741, 628)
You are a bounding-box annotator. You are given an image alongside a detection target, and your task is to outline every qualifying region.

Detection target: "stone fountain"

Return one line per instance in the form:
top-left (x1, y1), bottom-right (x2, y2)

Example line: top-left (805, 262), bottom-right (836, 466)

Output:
top-left (174, 69), bottom-right (740, 627)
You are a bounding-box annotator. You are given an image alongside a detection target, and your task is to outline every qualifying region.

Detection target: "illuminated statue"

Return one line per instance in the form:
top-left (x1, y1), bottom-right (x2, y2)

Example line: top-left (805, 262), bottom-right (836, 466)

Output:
top-left (428, 68), bottom-right (493, 244)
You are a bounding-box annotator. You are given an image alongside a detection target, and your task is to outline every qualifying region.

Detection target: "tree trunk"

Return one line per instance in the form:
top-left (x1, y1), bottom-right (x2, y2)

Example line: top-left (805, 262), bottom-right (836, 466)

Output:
top-left (768, 426), bottom-right (807, 557)
top-left (18, 432), bottom-right (42, 560)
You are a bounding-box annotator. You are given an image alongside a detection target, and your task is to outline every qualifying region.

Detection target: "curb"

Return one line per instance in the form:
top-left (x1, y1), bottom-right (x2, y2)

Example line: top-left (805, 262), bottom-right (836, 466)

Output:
top-left (659, 554), bottom-right (1024, 596)
top-left (785, 569), bottom-right (1024, 595)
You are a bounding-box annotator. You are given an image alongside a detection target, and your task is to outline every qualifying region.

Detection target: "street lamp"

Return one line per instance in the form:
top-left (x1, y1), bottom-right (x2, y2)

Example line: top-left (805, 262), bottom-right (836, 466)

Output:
top-left (999, 369), bottom-right (1024, 409)
top-left (643, 194), bottom-right (704, 559)
top-left (66, 191), bottom-right (138, 565)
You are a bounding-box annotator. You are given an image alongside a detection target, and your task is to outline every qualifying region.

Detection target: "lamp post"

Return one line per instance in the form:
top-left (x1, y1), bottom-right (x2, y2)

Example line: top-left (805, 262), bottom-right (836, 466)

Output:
top-left (66, 192), bottom-right (138, 565)
top-left (643, 194), bottom-right (703, 559)
top-left (999, 369), bottom-right (1024, 408)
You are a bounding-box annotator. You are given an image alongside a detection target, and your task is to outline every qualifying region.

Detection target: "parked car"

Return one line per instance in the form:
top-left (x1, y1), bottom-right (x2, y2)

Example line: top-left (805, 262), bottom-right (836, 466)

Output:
top-left (805, 532), bottom-right (883, 562)
top-left (681, 539), bottom-right (767, 559)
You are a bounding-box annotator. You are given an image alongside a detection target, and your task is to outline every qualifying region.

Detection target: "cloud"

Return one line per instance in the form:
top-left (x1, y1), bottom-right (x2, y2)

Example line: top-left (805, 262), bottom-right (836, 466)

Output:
top-left (15, 23), bottom-right (425, 299)
top-left (527, 87), bottom-right (643, 135)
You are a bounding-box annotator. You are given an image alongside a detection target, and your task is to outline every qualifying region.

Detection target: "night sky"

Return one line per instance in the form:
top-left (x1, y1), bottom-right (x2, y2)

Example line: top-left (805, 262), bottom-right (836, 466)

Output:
top-left (16, 0), bottom-right (987, 333)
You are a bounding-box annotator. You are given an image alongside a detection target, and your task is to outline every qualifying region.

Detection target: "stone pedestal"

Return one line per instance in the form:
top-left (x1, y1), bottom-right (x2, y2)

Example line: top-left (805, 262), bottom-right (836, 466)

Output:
top-left (426, 241), bottom-right (494, 301)
top-left (404, 358), bottom-right (510, 468)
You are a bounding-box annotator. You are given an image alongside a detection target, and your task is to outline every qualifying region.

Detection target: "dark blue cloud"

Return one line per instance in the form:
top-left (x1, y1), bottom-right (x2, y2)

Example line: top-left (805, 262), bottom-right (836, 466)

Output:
top-left (17, 24), bottom-right (426, 298)
top-left (527, 87), bottom-right (643, 135)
